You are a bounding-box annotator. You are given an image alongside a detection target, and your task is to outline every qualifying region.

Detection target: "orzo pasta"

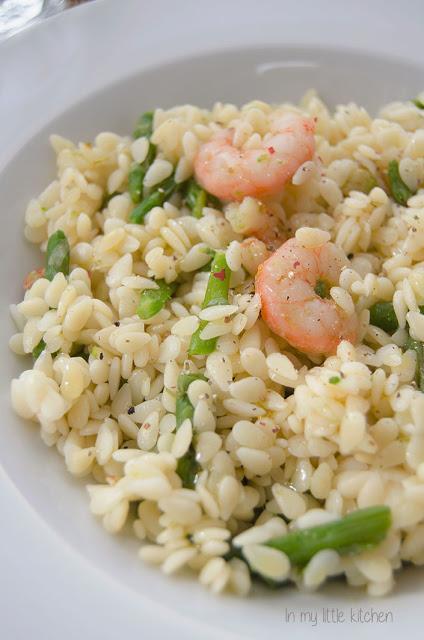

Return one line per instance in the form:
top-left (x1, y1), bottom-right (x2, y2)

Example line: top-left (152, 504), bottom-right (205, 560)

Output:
top-left (10, 91), bottom-right (424, 596)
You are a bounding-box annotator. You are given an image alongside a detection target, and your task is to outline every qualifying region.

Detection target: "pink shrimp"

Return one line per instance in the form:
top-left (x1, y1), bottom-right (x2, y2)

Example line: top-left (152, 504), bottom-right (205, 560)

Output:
top-left (255, 237), bottom-right (358, 355)
top-left (194, 113), bottom-right (315, 201)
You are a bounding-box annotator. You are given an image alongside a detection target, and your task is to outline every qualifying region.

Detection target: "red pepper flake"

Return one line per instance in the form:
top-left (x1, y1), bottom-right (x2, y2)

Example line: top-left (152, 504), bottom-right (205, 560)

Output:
top-left (268, 146), bottom-right (275, 154)
top-left (143, 423), bottom-right (150, 430)
top-left (213, 268), bottom-right (226, 281)
top-left (293, 260), bottom-right (300, 268)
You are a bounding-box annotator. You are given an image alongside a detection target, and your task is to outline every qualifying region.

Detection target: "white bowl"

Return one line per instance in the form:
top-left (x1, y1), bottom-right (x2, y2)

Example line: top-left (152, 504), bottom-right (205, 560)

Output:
top-left (1, 1), bottom-right (423, 638)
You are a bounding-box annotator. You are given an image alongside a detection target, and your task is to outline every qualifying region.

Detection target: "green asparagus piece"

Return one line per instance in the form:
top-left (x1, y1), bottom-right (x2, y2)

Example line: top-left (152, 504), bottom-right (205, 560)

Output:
top-left (175, 373), bottom-right (206, 486)
top-left (133, 111), bottom-right (154, 140)
top-left (188, 252), bottom-right (231, 356)
top-left (369, 302), bottom-right (399, 334)
top-left (405, 335), bottom-right (424, 392)
top-left (128, 143), bottom-right (156, 204)
top-left (370, 301), bottom-right (424, 333)
top-left (128, 164), bottom-right (145, 204)
top-left (185, 179), bottom-right (207, 218)
top-left (187, 321), bottom-right (217, 356)
top-left (369, 300), bottom-right (424, 390)
top-left (388, 160), bottom-right (414, 206)
top-left (137, 280), bottom-right (177, 320)
top-left (199, 248), bottom-right (216, 272)
top-left (129, 174), bottom-right (177, 224)
top-left (206, 193), bottom-right (221, 210)
top-left (100, 190), bottom-right (119, 209)
top-left (263, 506), bottom-right (391, 567)
top-left (201, 252), bottom-right (231, 308)
top-left (412, 97), bottom-right (424, 109)
top-left (32, 339), bottom-right (46, 360)
top-left (45, 230), bottom-right (70, 281)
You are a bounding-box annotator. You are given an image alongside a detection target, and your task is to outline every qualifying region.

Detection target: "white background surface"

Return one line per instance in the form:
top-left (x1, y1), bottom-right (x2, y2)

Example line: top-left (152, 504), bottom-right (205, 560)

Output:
top-left (1, 1), bottom-right (424, 638)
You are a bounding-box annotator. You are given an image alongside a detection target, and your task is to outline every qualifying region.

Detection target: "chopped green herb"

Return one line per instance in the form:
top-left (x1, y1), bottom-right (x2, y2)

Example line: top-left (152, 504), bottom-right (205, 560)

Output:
top-left (177, 372), bottom-right (207, 396)
top-left (32, 339), bottom-right (59, 360)
top-left (45, 230), bottom-right (70, 281)
top-left (175, 396), bottom-right (192, 430)
top-left (90, 346), bottom-right (102, 359)
top-left (388, 159), bottom-right (414, 206)
top-left (412, 97), bottom-right (424, 109)
top-left (175, 372), bottom-right (207, 427)
top-left (176, 447), bottom-right (200, 489)
top-left (137, 279), bottom-right (177, 320)
top-left (133, 111), bottom-right (154, 140)
top-left (329, 376), bottom-right (341, 385)
top-left (314, 279), bottom-right (330, 299)
top-left (263, 506), bottom-right (391, 567)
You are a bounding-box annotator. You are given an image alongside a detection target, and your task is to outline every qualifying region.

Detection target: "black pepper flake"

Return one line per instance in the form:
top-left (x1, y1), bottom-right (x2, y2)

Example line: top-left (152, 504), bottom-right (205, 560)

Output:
top-left (127, 406), bottom-right (135, 415)
top-left (99, 352), bottom-right (104, 360)
top-left (114, 321), bottom-right (120, 327)
top-left (347, 253), bottom-right (354, 259)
